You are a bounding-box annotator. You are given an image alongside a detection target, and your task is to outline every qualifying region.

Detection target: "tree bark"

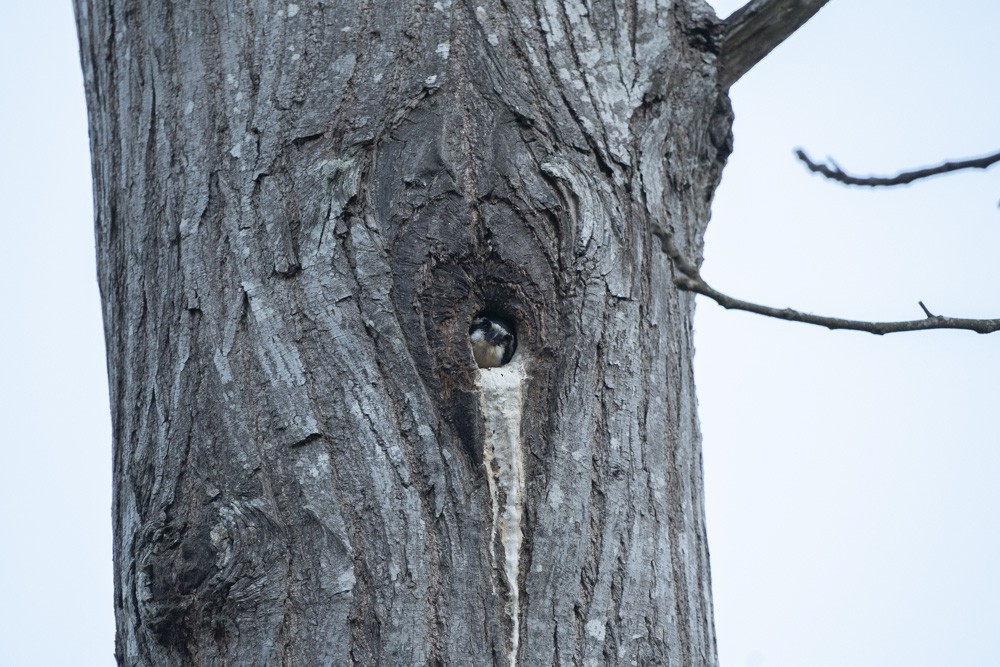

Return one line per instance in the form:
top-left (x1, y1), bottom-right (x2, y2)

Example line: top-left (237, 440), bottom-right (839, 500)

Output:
top-left (75, 0), bottom-right (733, 664)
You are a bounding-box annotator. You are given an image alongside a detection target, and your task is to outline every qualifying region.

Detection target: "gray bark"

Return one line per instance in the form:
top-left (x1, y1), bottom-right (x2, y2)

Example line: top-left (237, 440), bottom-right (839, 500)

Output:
top-left (719, 0), bottom-right (830, 87)
top-left (75, 0), bottom-right (733, 664)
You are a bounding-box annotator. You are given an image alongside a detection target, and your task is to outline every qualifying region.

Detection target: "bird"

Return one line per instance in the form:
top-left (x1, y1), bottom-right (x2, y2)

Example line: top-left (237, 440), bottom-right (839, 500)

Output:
top-left (469, 315), bottom-right (516, 368)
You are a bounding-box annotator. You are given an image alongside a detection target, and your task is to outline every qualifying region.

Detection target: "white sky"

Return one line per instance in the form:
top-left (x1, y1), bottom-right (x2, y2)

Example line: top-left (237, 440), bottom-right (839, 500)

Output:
top-left (702, 2), bottom-right (1000, 666)
top-left (0, 1), bottom-right (997, 665)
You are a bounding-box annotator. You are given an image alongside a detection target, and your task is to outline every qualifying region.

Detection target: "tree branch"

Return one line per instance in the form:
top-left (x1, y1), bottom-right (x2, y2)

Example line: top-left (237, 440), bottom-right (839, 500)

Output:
top-left (652, 228), bottom-right (1000, 335)
top-left (720, 0), bottom-right (831, 88)
top-left (795, 148), bottom-right (1000, 187)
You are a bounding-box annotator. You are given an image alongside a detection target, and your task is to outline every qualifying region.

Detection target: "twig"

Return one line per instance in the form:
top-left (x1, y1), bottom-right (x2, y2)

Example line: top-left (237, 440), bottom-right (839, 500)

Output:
top-left (796, 148), bottom-right (1000, 187)
top-left (652, 228), bottom-right (1000, 335)
top-left (720, 0), bottom-right (831, 88)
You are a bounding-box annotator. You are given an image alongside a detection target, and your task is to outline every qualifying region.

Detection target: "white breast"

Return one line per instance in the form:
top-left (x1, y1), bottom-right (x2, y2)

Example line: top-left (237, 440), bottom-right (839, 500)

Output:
top-left (472, 334), bottom-right (505, 368)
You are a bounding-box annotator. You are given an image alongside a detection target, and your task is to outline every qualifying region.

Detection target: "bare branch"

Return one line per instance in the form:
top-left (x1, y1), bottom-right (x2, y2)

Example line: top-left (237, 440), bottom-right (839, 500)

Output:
top-left (720, 0), bottom-right (831, 88)
top-left (796, 148), bottom-right (1000, 187)
top-left (678, 273), bottom-right (1000, 334)
top-left (652, 228), bottom-right (1000, 335)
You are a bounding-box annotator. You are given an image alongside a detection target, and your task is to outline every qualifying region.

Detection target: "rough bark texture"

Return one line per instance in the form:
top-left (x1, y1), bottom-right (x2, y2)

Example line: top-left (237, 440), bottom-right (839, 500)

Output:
top-left (76, 0), bottom-right (733, 664)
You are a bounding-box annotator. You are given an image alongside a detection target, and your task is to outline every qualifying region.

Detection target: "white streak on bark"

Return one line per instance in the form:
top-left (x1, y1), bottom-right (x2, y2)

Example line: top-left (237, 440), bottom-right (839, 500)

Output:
top-left (476, 357), bottom-right (527, 667)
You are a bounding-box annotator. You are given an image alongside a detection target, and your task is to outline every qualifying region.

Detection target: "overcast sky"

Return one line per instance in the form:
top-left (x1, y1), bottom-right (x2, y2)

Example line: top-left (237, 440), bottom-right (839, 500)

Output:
top-left (1, 2), bottom-right (997, 665)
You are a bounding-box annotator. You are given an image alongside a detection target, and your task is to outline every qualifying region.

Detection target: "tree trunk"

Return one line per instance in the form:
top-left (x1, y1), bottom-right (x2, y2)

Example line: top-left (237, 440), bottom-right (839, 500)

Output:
top-left (75, 0), bottom-right (733, 664)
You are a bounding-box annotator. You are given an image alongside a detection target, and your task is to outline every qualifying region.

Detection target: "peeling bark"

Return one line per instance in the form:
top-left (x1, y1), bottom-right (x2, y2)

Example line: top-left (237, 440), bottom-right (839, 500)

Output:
top-left (75, 0), bottom-right (734, 664)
